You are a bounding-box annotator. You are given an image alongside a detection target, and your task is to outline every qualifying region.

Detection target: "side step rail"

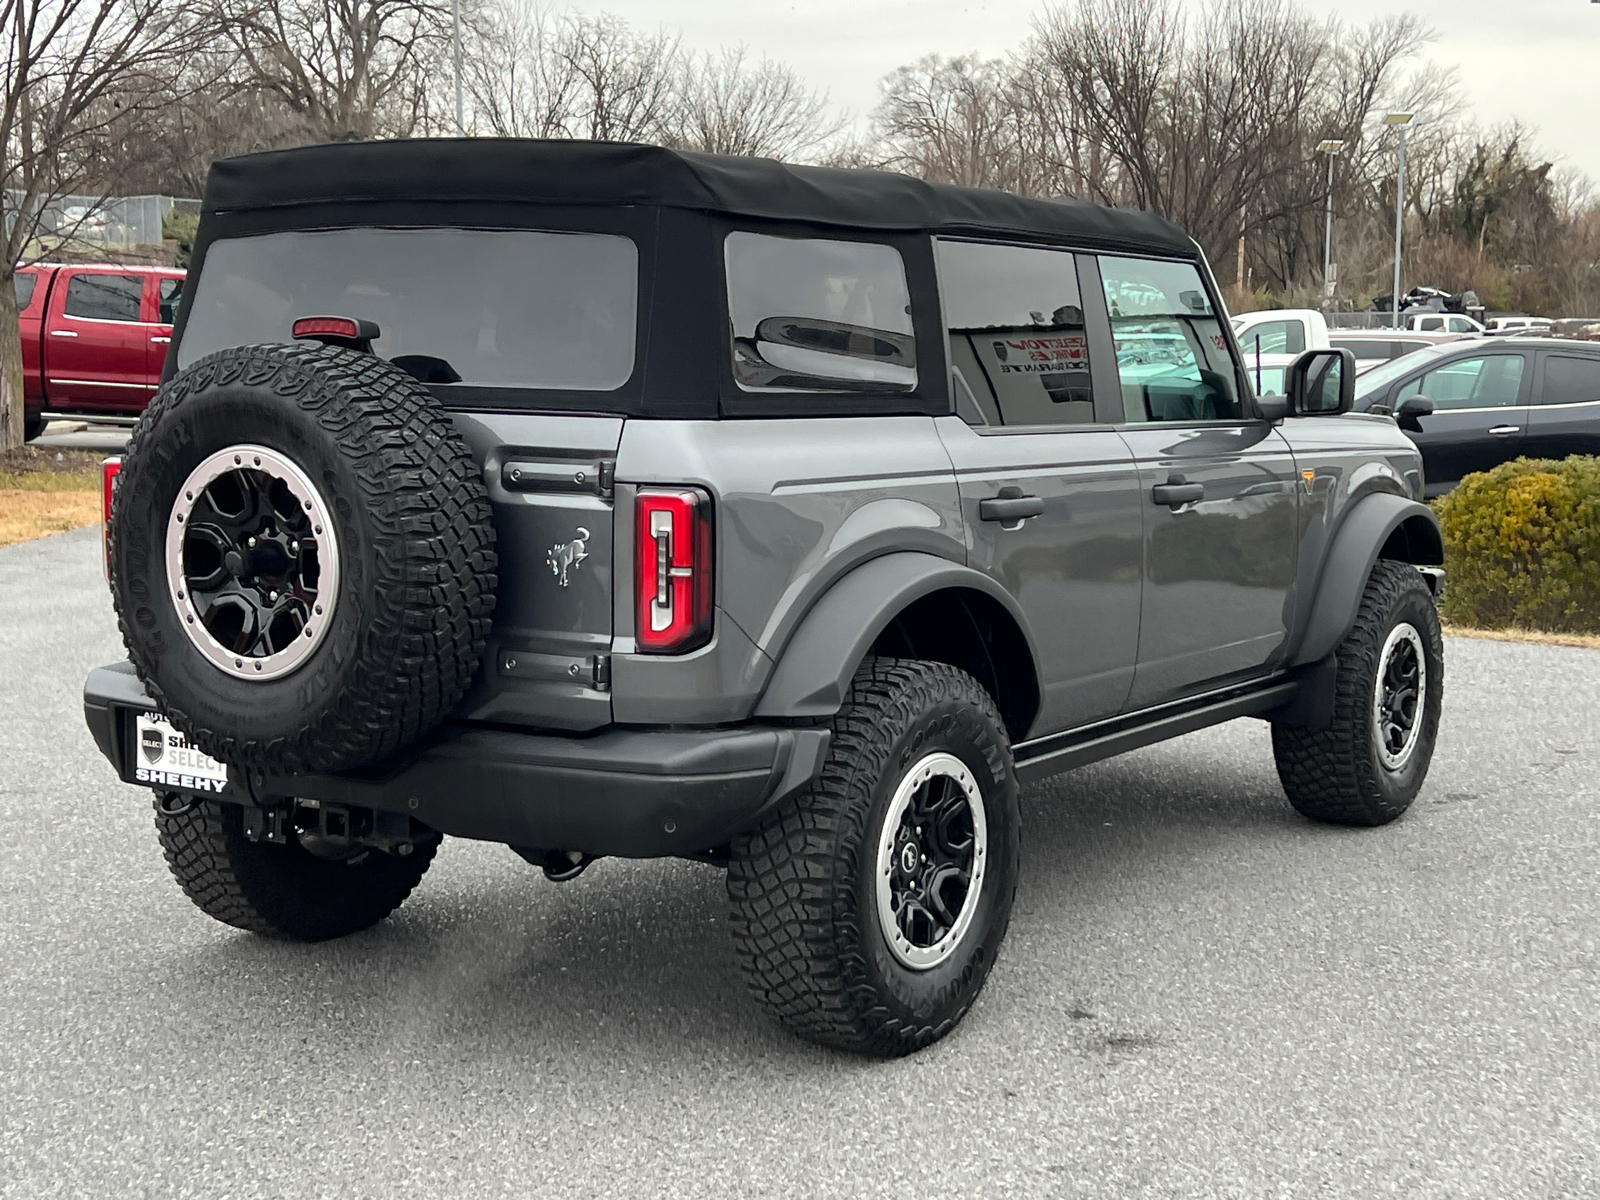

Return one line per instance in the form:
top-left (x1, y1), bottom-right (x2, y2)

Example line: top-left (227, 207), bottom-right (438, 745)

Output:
top-left (1012, 676), bottom-right (1299, 785)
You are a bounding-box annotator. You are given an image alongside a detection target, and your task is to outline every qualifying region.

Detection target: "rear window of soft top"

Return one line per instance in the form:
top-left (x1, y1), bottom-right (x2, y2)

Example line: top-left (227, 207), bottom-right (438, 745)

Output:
top-left (177, 226), bottom-right (638, 391)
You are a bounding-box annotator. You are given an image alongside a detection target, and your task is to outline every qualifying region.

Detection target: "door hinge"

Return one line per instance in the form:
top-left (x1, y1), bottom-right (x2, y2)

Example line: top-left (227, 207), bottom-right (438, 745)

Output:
top-left (591, 654), bottom-right (612, 692)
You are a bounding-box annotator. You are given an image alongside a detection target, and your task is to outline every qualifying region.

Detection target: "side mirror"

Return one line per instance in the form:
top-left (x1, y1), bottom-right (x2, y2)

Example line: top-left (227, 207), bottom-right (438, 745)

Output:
top-left (1396, 395), bottom-right (1433, 432)
top-left (1285, 348), bottom-right (1355, 416)
top-left (1256, 392), bottom-right (1290, 424)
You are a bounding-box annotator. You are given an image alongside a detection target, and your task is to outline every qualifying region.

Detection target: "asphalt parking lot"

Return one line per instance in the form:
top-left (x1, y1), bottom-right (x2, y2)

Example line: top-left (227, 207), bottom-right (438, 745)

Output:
top-left (2, 527), bottom-right (1597, 1199)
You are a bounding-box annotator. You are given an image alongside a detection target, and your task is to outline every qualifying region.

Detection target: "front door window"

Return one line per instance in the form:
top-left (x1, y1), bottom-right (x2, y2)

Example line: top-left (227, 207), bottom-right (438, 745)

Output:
top-left (1100, 257), bottom-right (1242, 423)
top-left (1396, 355), bottom-right (1525, 410)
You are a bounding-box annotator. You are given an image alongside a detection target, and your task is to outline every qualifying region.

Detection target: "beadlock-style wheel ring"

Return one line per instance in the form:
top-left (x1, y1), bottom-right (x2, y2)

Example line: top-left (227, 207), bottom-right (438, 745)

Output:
top-left (874, 751), bottom-right (989, 971)
top-left (1373, 621), bottom-right (1426, 771)
top-left (165, 444), bottom-right (340, 682)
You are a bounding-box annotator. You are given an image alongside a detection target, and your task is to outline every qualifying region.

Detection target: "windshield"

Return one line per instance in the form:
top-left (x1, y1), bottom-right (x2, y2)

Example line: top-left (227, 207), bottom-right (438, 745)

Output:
top-left (1353, 342), bottom-right (1457, 404)
top-left (179, 227), bottom-right (638, 391)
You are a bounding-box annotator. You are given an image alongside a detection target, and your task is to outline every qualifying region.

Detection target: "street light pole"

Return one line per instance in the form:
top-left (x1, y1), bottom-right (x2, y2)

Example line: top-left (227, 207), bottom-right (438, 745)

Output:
top-left (453, 0), bottom-right (464, 137)
top-left (1316, 139), bottom-right (1345, 305)
top-left (1385, 112), bottom-right (1415, 329)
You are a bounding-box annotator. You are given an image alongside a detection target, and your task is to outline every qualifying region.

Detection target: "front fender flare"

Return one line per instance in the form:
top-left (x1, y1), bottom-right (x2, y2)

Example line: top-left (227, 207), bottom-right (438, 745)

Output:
top-left (1290, 493), bottom-right (1442, 667)
top-left (753, 552), bottom-right (1039, 720)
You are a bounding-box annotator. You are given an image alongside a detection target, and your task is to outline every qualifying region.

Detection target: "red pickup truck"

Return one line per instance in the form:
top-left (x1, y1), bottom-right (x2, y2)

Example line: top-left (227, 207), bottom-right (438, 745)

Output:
top-left (17, 263), bottom-right (185, 441)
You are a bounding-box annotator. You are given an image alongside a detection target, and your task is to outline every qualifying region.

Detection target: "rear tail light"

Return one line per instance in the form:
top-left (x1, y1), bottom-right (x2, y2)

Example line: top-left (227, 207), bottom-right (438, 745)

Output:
top-left (101, 456), bottom-right (122, 584)
top-left (635, 488), bottom-right (713, 654)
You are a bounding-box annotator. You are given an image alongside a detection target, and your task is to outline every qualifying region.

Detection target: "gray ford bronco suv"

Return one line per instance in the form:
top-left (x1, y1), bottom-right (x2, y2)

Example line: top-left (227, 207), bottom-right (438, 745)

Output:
top-left (84, 139), bottom-right (1445, 1056)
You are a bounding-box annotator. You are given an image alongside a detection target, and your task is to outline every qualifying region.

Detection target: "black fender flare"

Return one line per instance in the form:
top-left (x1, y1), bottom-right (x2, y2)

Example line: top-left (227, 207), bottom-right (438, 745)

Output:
top-left (1290, 492), bottom-right (1442, 668)
top-left (753, 552), bottom-right (1040, 721)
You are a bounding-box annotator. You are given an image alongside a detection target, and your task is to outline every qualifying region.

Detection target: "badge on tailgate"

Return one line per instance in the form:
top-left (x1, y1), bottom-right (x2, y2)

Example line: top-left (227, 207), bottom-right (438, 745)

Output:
top-left (131, 712), bottom-right (230, 793)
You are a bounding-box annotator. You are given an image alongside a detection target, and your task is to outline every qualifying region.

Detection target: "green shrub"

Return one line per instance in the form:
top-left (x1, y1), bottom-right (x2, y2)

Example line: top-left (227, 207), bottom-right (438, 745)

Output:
top-left (162, 209), bottom-right (200, 268)
top-left (1434, 456), bottom-right (1600, 633)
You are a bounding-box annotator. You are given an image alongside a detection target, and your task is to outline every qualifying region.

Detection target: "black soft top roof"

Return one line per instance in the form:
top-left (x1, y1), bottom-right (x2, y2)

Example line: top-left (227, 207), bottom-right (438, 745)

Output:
top-left (203, 138), bottom-right (1195, 258)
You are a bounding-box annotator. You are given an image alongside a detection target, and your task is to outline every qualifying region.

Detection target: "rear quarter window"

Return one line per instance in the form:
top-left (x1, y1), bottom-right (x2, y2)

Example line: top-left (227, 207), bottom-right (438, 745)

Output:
top-left (725, 232), bottom-right (915, 394)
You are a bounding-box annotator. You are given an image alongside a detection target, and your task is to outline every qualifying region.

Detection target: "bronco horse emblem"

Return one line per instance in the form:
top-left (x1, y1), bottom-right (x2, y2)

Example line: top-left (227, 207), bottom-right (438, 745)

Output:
top-left (548, 527), bottom-right (590, 588)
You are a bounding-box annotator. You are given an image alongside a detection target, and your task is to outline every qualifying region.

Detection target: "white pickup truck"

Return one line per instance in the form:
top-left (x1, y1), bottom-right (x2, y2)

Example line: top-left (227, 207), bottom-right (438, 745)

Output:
top-left (1232, 308), bottom-right (1332, 356)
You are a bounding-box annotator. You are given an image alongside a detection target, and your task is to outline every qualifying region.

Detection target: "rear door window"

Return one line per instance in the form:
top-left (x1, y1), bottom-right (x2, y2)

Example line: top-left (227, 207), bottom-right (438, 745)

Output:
top-left (14, 272), bottom-right (38, 312)
top-left (935, 239), bottom-right (1092, 426)
top-left (1099, 256), bottom-right (1241, 422)
top-left (1540, 354), bottom-right (1600, 405)
top-left (1396, 354), bottom-right (1526, 409)
top-left (63, 273), bottom-right (143, 322)
top-left (179, 227), bottom-right (638, 391)
top-left (725, 232), bottom-right (915, 394)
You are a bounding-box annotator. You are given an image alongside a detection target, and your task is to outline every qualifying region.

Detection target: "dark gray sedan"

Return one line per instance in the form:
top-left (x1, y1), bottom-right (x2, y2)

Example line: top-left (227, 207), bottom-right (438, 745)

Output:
top-left (1354, 337), bottom-right (1600, 496)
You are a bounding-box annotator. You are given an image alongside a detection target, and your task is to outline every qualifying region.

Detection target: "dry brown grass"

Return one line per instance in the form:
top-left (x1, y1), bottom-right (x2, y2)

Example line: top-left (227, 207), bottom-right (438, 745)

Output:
top-left (0, 445), bottom-right (104, 477)
top-left (0, 445), bottom-right (106, 546)
top-left (0, 486), bottom-right (101, 549)
top-left (1442, 624), bottom-right (1600, 650)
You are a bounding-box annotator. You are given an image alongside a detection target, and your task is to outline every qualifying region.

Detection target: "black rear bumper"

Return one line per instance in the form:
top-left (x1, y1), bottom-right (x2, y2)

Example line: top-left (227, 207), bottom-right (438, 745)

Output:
top-left (84, 662), bottom-right (829, 858)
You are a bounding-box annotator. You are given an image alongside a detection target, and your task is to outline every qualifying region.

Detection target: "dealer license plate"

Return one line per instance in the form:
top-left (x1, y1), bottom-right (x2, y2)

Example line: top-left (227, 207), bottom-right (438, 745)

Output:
top-left (130, 712), bottom-right (230, 794)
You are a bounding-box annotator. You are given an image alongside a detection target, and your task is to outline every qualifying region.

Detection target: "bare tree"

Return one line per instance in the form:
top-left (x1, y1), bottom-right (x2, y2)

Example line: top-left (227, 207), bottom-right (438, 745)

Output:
top-left (462, 6), bottom-right (680, 143)
top-left (558, 11), bottom-right (680, 143)
top-left (872, 54), bottom-right (1025, 188)
top-left (868, 0), bottom-right (1430, 296)
top-left (668, 46), bottom-right (842, 160)
top-left (217, 0), bottom-right (451, 142)
top-left (1, 0), bottom-right (214, 449)
top-left (463, 0), bottom-right (578, 138)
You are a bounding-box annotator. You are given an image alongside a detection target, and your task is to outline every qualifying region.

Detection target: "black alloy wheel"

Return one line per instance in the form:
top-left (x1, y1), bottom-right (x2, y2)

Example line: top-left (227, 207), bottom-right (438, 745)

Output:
top-left (876, 752), bottom-right (988, 970)
top-left (168, 444), bottom-right (339, 680)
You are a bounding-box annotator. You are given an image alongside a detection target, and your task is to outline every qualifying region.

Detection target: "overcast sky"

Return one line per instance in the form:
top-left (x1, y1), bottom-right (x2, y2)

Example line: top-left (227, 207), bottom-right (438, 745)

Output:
top-left (586, 0), bottom-right (1600, 183)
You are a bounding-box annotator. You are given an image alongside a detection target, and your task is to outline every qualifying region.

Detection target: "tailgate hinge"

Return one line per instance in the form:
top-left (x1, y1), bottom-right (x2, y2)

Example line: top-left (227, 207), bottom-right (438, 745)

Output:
top-left (591, 654), bottom-right (612, 693)
top-left (501, 457), bottom-right (617, 498)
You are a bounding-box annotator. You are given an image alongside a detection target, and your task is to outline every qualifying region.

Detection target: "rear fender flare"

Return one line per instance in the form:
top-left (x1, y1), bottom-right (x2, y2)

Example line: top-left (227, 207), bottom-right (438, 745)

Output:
top-left (753, 552), bottom-right (1040, 720)
top-left (1291, 493), bottom-right (1442, 667)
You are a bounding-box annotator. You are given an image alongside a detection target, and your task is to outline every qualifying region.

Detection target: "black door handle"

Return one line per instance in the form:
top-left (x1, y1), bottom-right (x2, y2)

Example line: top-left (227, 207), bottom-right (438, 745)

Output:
top-left (1152, 475), bottom-right (1205, 508)
top-left (979, 490), bottom-right (1045, 523)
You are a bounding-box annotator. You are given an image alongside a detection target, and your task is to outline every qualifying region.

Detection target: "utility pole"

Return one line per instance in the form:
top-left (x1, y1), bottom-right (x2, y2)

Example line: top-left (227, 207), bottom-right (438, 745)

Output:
top-left (453, 0), bottom-right (465, 137)
top-left (1316, 139), bottom-right (1344, 306)
top-left (1386, 112), bottom-right (1415, 328)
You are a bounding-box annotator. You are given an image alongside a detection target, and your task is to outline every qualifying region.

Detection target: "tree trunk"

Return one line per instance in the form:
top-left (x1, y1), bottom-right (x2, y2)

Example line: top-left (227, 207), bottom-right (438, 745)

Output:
top-left (0, 274), bottom-right (24, 451)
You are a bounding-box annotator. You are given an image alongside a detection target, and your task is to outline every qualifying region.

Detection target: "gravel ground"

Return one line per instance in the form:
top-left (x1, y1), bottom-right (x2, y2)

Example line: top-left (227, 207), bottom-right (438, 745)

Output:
top-left (2, 526), bottom-right (1597, 1199)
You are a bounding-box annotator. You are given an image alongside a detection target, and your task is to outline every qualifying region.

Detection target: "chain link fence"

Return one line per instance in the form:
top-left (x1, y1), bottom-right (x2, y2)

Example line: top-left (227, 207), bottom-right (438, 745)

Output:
top-left (4, 192), bottom-right (201, 249)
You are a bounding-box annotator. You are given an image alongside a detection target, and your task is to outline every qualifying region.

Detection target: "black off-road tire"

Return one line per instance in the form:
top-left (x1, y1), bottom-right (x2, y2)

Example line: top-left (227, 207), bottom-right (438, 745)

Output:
top-left (23, 411), bottom-right (45, 442)
top-left (1273, 559), bottom-right (1444, 826)
top-left (111, 343), bottom-right (496, 775)
top-left (155, 798), bottom-right (437, 941)
top-left (727, 658), bottom-right (1021, 1057)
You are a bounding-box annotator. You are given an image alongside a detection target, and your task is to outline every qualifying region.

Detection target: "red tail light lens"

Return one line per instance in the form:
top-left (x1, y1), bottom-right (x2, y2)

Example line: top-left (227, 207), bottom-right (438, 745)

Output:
top-left (635, 488), bottom-right (713, 654)
top-left (101, 456), bottom-right (122, 584)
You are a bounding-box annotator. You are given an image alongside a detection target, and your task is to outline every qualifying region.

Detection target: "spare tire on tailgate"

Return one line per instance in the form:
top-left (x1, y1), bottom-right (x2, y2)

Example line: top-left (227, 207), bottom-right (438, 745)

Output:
top-left (111, 343), bottom-right (497, 775)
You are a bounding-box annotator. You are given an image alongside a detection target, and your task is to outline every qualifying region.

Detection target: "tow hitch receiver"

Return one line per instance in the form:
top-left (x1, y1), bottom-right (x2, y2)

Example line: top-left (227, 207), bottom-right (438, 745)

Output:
top-left (240, 798), bottom-right (433, 855)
